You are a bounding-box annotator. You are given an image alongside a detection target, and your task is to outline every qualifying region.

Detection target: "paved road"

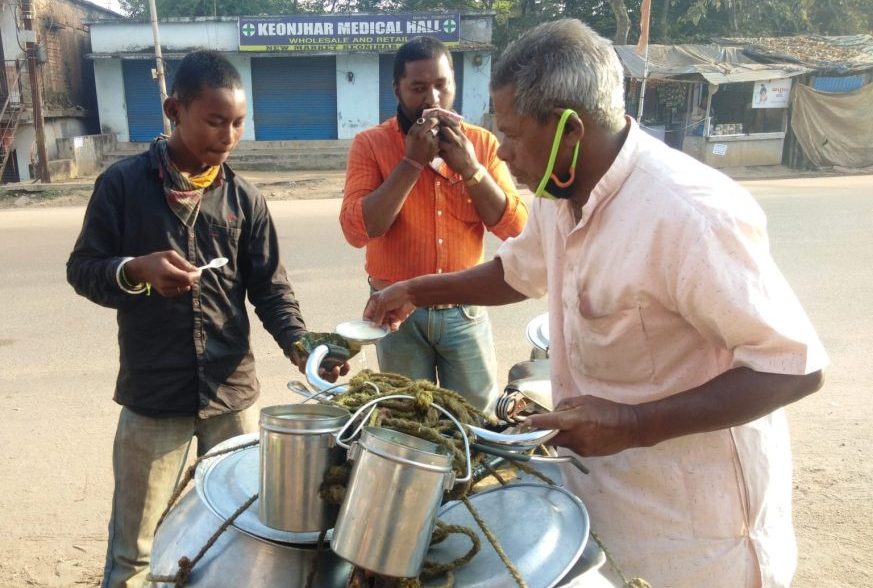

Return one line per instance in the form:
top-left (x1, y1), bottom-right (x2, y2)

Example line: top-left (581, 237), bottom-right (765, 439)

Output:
top-left (0, 175), bottom-right (870, 586)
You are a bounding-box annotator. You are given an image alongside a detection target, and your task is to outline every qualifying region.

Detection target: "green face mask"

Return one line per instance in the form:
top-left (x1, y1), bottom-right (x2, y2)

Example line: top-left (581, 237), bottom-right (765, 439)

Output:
top-left (534, 108), bottom-right (581, 200)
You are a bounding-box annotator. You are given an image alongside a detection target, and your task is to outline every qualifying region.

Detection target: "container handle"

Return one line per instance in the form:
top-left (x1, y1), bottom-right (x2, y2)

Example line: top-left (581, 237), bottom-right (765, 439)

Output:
top-left (304, 344), bottom-right (349, 397)
top-left (334, 393), bottom-right (472, 484)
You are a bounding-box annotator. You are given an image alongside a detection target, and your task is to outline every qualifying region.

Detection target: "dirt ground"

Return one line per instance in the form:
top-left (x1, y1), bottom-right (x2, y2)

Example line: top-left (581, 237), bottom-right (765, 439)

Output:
top-left (1, 169), bottom-right (870, 588)
top-left (0, 169), bottom-right (348, 209)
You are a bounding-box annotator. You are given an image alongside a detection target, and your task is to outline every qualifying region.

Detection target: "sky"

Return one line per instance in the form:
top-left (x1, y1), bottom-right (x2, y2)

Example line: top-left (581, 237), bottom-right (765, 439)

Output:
top-left (82, 0), bottom-right (127, 15)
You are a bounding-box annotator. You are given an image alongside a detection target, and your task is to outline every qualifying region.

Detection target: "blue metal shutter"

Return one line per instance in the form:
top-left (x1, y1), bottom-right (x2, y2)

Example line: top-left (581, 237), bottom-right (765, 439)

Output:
top-left (252, 57), bottom-right (337, 140)
top-left (812, 75), bottom-right (866, 93)
top-left (123, 59), bottom-right (177, 142)
top-left (379, 54), bottom-right (396, 123)
top-left (451, 52), bottom-right (463, 115)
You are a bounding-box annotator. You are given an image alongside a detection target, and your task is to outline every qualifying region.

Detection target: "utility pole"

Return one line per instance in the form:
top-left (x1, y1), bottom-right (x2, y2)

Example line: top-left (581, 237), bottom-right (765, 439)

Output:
top-left (635, 0), bottom-right (652, 123)
top-left (21, 0), bottom-right (50, 183)
top-left (148, 0), bottom-right (172, 135)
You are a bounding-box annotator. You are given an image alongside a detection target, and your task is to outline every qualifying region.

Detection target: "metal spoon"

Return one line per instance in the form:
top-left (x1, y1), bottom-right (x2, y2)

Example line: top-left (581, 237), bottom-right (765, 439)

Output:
top-left (197, 257), bottom-right (228, 271)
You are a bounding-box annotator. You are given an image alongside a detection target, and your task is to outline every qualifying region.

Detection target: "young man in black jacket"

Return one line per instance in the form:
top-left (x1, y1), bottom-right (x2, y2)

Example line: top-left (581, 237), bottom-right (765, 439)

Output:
top-left (67, 50), bottom-right (346, 587)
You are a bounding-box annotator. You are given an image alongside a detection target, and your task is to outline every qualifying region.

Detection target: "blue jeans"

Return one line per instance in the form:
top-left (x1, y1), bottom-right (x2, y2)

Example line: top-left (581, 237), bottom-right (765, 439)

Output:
top-left (375, 305), bottom-right (498, 413)
top-left (101, 406), bottom-right (257, 588)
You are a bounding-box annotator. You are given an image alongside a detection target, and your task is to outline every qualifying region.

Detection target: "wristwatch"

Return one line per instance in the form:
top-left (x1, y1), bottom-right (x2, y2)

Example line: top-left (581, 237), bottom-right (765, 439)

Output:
top-left (464, 165), bottom-right (486, 187)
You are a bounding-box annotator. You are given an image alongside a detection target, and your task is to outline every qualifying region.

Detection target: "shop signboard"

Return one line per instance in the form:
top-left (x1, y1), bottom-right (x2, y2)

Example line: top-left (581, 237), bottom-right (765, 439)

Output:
top-left (239, 14), bottom-right (461, 52)
top-left (752, 78), bottom-right (792, 108)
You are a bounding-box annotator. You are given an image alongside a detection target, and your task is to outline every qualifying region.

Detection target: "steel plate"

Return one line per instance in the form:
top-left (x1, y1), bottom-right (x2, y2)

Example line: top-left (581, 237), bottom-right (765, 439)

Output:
top-left (335, 319), bottom-right (389, 344)
top-left (195, 433), bottom-right (333, 545)
top-left (423, 483), bottom-right (589, 588)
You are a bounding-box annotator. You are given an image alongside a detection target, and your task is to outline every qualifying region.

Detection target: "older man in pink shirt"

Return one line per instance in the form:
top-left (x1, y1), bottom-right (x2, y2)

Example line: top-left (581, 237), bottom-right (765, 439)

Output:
top-left (364, 19), bottom-right (827, 588)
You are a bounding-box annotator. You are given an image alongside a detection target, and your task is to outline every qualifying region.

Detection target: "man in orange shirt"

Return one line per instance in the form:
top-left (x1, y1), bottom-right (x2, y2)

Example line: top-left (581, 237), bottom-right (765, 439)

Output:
top-left (340, 36), bottom-right (527, 412)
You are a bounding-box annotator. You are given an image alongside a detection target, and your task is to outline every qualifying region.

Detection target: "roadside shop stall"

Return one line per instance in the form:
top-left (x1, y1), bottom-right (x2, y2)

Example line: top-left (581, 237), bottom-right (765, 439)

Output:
top-left (614, 44), bottom-right (808, 168)
top-left (727, 34), bottom-right (873, 170)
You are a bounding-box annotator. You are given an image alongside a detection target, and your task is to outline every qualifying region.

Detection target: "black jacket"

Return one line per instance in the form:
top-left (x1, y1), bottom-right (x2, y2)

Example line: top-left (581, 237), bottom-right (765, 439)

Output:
top-left (67, 152), bottom-right (306, 418)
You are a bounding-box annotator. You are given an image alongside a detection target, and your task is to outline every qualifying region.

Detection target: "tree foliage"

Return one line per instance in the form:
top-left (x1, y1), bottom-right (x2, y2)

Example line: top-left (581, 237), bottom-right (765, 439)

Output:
top-left (121, 0), bottom-right (873, 49)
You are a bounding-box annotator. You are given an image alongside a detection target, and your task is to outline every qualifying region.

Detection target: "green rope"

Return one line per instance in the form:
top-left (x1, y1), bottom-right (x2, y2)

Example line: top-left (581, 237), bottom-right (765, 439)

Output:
top-left (420, 521), bottom-right (481, 578)
top-left (320, 370), bottom-right (513, 585)
top-left (513, 460), bottom-right (558, 486)
top-left (587, 528), bottom-right (653, 588)
top-left (461, 497), bottom-right (527, 588)
top-left (326, 370), bottom-right (495, 502)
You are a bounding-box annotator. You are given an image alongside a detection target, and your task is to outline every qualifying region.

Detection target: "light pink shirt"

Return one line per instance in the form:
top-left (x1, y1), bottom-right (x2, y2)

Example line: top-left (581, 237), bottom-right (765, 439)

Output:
top-left (497, 119), bottom-right (827, 588)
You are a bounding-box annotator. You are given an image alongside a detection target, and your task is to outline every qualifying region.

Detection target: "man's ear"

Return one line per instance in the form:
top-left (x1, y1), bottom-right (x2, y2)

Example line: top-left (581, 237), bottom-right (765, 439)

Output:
top-left (555, 108), bottom-right (584, 148)
top-left (163, 97), bottom-right (180, 127)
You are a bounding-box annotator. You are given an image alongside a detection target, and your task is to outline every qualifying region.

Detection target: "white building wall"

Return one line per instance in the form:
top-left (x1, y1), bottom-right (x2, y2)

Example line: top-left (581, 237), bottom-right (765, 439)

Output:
top-left (13, 126), bottom-right (34, 181)
top-left (462, 52), bottom-right (491, 126)
top-left (336, 54), bottom-right (379, 139)
top-left (226, 54), bottom-right (256, 140)
top-left (93, 58), bottom-right (128, 141)
top-left (0, 2), bottom-right (24, 62)
top-left (43, 118), bottom-right (89, 160)
top-left (93, 55), bottom-right (255, 142)
top-left (2, 2), bottom-right (27, 179)
top-left (89, 17), bottom-right (494, 142)
top-left (91, 20), bottom-right (239, 53)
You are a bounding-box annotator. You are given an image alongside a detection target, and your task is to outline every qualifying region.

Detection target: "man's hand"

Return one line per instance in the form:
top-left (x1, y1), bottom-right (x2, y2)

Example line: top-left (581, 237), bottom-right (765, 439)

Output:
top-left (405, 116), bottom-right (440, 166)
top-left (286, 348), bottom-right (350, 383)
top-left (124, 250), bottom-right (199, 298)
top-left (523, 395), bottom-right (643, 457)
top-left (363, 282), bottom-right (416, 332)
top-left (437, 117), bottom-right (478, 179)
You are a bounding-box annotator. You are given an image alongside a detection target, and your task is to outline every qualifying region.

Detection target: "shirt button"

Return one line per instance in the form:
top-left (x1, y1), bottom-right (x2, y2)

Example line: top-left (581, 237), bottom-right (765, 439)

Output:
top-left (438, 238), bottom-right (443, 245)
top-left (437, 210), bottom-right (443, 216)
top-left (437, 268), bottom-right (443, 273)
top-left (436, 181), bottom-right (441, 187)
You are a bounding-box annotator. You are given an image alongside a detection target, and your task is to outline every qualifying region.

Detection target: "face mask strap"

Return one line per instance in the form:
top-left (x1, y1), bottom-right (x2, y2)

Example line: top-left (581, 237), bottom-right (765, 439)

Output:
top-left (535, 108), bottom-right (580, 198)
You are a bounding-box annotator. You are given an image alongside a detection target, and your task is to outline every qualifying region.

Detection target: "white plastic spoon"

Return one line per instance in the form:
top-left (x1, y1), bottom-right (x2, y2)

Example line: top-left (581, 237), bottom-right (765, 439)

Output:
top-left (197, 257), bottom-right (229, 271)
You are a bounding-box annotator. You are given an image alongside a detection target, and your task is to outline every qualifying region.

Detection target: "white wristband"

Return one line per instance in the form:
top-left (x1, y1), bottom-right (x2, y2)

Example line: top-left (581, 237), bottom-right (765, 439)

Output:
top-left (116, 257), bottom-right (147, 295)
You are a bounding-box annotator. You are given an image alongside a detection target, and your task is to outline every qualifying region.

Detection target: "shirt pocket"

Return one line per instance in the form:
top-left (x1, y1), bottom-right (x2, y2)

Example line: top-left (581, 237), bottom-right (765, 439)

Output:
top-left (571, 305), bottom-right (655, 383)
top-left (444, 181), bottom-right (480, 223)
top-left (207, 222), bottom-right (242, 262)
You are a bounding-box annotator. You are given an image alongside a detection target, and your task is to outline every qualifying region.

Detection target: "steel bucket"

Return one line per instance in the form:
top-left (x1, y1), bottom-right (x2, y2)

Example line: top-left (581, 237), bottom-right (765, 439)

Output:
top-left (259, 404), bottom-right (350, 533)
top-left (331, 426), bottom-right (455, 578)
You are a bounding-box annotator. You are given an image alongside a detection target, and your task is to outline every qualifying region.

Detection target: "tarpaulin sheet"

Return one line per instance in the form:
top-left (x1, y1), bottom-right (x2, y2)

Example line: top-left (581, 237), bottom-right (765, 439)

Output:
top-left (730, 34), bottom-right (873, 75)
top-left (614, 44), bottom-right (809, 83)
top-left (790, 82), bottom-right (873, 168)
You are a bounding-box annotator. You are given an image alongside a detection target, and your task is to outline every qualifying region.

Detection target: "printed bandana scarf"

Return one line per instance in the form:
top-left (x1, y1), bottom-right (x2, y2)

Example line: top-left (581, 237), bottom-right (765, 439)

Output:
top-left (149, 136), bottom-right (222, 227)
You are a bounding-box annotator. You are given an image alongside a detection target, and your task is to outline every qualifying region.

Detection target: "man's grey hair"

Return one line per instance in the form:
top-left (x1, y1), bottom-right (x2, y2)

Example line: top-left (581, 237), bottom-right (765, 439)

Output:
top-left (491, 19), bottom-right (626, 131)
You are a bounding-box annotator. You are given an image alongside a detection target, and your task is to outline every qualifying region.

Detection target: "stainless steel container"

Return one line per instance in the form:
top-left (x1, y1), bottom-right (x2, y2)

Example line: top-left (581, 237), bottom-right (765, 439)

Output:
top-left (149, 433), bottom-right (353, 587)
top-left (259, 404), bottom-right (350, 533)
top-left (331, 426), bottom-right (455, 578)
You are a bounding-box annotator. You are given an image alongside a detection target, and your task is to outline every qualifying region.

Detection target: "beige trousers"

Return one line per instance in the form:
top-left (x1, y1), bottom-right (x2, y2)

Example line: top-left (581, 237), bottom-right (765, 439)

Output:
top-left (101, 405), bottom-right (257, 588)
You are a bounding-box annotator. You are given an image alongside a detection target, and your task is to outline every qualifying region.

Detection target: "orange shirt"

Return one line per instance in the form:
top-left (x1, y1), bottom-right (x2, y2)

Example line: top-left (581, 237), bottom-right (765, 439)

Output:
top-left (340, 117), bottom-right (527, 283)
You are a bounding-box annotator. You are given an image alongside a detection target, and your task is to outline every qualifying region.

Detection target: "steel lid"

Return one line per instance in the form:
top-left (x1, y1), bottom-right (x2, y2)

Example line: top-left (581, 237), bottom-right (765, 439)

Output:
top-left (423, 483), bottom-right (589, 588)
top-left (259, 403), bottom-right (350, 435)
top-left (194, 433), bottom-right (334, 545)
top-left (358, 426), bottom-right (453, 470)
top-left (525, 312), bottom-right (550, 353)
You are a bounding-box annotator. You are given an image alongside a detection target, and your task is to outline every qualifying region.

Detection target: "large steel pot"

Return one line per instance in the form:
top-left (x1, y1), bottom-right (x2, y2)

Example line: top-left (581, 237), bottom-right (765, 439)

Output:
top-left (148, 432), bottom-right (616, 588)
top-left (149, 489), bottom-right (352, 587)
top-left (149, 433), bottom-right (352, 587)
